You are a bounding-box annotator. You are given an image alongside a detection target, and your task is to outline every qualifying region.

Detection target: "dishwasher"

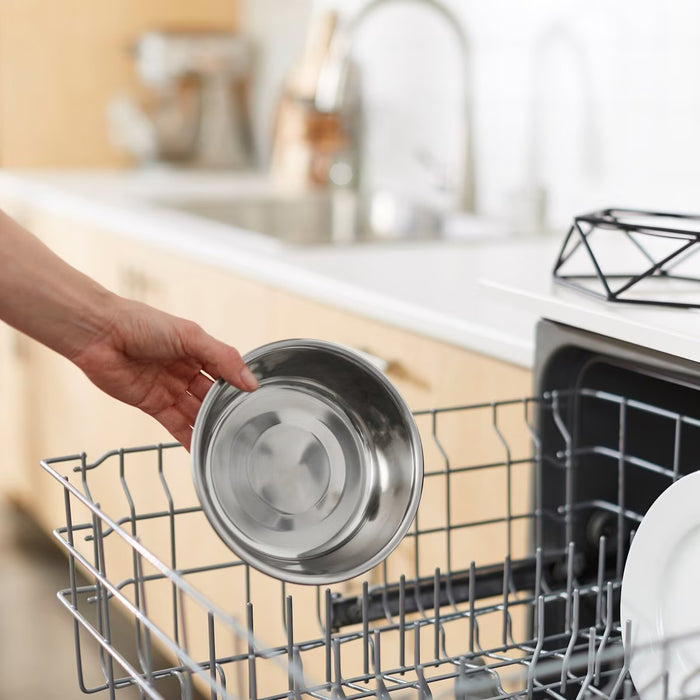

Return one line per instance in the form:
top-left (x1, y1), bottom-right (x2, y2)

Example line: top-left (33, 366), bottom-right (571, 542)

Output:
top-left (39, 317), bottom-right (700, 700)
top-left (41, 211), bottom-right (700, 699)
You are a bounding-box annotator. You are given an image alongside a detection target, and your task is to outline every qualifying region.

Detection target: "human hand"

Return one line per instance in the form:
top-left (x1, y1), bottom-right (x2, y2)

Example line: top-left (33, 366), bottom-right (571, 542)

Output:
top-left (71, 297), bottom-right (258, 450)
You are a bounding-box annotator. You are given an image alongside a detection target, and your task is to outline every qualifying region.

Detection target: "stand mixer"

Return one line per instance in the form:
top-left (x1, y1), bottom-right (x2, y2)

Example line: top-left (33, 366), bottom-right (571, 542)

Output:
top-left (109, 31), bottom-right (255, 169)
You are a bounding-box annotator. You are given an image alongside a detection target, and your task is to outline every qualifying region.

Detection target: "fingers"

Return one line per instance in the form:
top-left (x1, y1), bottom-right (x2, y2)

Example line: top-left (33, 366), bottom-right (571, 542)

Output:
top-left (154, 405), bottom-right (194, 451)
top-left (175, 390), bottom-right (201, 427)
top-left (203, 345), bottom-right (258, 392)
top-left (181, 323), bottom-right (258, 392)
top-left (188, 371), bottom-right (215, 401)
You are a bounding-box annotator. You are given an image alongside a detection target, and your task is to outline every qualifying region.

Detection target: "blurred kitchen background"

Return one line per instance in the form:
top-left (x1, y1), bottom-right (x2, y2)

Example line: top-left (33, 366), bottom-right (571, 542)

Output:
top-left (2, 0), bottom-right (700, 696)
top-left (3, 1), bottom-right (700, 226)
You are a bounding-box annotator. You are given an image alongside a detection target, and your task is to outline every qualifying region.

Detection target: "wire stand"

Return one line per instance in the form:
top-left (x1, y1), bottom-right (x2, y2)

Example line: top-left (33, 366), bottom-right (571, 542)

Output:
top-left (552, 208), bottom-right (700, 308)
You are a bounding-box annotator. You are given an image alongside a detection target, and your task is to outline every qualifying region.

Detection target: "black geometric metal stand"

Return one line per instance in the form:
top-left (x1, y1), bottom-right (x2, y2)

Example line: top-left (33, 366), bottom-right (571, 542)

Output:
top-left (552, 208), bottom-right (700, 308)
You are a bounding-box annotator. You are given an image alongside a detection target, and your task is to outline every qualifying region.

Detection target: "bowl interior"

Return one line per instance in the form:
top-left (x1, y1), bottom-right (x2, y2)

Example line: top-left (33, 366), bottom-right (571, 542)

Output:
top-left (191, 339), bottom-right (423, 584)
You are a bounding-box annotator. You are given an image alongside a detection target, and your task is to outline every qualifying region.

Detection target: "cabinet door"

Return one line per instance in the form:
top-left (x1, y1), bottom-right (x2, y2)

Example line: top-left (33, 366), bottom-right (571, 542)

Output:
top-left (270, 288), bottom-right (531, 409)
top-left (89, 229), bottom-right (278, 359)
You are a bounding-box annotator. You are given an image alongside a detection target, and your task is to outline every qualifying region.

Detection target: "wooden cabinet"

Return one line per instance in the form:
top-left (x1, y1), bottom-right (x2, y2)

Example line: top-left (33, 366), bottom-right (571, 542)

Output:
top-left (270, 289), bottom-right (530, 410)
top-left (0, 0), bottom-right (238, 168)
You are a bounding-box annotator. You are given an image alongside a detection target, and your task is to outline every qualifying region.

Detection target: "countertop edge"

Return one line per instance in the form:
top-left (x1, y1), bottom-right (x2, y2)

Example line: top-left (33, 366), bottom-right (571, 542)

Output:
top-left (0, 171), bottom-right (536, 369)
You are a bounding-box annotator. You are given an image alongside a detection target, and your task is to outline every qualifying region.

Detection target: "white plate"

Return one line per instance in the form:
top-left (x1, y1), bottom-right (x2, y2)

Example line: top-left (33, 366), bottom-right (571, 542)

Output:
top-left (621, 470), bottom-right (700, 700)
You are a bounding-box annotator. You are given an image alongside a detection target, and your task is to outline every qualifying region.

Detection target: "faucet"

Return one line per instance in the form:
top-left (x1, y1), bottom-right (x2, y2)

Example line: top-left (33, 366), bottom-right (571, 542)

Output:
top-left (518, 22), bottom-right (600, 234)
top-left (314, 0), bottom-right (474, 239)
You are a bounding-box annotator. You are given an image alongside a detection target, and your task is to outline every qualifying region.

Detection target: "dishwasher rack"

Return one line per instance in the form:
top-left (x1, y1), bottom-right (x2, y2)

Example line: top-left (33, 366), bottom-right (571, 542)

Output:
top-left (41, 388), bottom-right (700, 700)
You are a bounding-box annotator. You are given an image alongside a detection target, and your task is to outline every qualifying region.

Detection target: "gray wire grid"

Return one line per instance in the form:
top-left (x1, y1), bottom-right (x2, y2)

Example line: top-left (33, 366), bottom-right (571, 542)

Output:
top-left (40, 388), bottom-right (700, 700)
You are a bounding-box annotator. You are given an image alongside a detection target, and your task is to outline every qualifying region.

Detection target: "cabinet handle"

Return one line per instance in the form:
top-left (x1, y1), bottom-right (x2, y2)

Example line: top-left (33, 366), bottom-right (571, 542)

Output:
top-left (353, 348), bottom-right (389, 373)
top-left (356, 347), bottom-right (430, 390)
top-left (119, 265), bottom-right (161, 300)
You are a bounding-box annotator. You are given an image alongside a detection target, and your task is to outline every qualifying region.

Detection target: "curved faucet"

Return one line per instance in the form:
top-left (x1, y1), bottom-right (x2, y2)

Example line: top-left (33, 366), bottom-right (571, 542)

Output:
top-left (525, 21), bottom-right (600, 233)
top-left (315, 0), bottom-right (475, 233)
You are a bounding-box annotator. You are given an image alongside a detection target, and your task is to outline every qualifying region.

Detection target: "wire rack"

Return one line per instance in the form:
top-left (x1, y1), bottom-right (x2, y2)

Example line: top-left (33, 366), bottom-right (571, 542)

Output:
top-left (552, 208), bottom-right (700, 308)
top-left (40, 388), bottom-right (700, 700)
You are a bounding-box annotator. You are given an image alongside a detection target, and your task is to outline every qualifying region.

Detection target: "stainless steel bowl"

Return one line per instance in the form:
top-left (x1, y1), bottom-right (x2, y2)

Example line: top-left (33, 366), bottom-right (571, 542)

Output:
top-left (191, 339), bottom-right (423, 584)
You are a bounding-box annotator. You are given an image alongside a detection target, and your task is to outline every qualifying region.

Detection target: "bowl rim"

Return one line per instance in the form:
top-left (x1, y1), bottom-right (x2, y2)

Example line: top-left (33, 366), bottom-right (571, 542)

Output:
top-left (191, 337), bottom-right (424, 585)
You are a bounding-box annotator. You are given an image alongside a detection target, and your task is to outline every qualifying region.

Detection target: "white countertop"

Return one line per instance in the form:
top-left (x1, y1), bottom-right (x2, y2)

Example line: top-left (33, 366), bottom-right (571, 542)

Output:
top-left (4, 169), bottom-right (700, 370)
top-left (0, 170), bottom-right (545, 368)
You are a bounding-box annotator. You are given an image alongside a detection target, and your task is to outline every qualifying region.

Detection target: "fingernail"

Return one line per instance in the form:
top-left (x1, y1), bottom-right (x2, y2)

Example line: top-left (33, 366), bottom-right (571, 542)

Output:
top-left (240, 366), bottom-right (259, 391)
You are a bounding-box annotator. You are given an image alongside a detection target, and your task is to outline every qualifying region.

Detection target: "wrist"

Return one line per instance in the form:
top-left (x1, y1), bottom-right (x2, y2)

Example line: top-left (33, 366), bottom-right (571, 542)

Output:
top-left (62, 287), bottom-right (125, 367)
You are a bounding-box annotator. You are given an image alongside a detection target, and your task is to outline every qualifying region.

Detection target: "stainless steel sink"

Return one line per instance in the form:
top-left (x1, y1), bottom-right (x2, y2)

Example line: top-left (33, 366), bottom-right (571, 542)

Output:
top-left (166, 193), bottom-right (343, 246)
top-left (156, 190), bottom-right (445, 246)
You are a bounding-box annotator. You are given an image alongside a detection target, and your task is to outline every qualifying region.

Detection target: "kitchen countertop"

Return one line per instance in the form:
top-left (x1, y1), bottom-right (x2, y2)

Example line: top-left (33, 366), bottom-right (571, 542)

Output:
top-left (0, 170), bottom-right (545, 368)
top-left (4, 169), bottom-right (700, 369)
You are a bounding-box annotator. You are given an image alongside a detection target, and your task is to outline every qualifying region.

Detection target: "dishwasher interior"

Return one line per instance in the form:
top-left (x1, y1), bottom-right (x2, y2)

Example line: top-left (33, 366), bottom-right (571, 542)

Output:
top-left (42, 320), bottom-right (700, 699)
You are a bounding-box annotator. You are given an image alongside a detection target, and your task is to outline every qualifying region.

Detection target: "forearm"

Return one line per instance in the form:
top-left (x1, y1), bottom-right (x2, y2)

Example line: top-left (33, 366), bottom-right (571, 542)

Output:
top-left (0, 209), bottom-right (118, 361)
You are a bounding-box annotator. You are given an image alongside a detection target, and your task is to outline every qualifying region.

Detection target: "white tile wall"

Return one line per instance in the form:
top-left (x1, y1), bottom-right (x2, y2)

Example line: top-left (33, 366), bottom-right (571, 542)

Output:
top-left (241, 0), bottom-right (700, 232)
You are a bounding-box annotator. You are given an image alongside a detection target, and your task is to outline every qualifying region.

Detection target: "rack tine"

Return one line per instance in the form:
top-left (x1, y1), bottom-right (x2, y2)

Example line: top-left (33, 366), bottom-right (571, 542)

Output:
top-left (246, 603), bottom-right (257, 700)
top-left (331, 639), bottom-right (346, 700)
top-left (63, 476), bottom-right (91, 694)
top-left (527, 596), bottom-right (545, 699)
top-left (380, 560), bottom-right (395, 623)
top-left (565, 542), bottom-right (575, 631)
top-left (93, 511), bottom-right (116, 698)
top-left (286, 595), bottom-right (300, 699)
top-left (416, 664), bottom-right (433, 700)
top-left (291, 648), bottom-right (304, 700)
top-left (560, 589), bottom-right (580, 692)
top-left (362, 581), bottom-right (370, 677)
top-left (594, 581), bottom-right (615, 685)
top-left (469, 561), bottom-right (476, 654)
top-left (372, 630), bottom-right (390, 700)
top-left (433, 568), bottom-right (441, 662)
top-left (135, 549), bottom-right (154, 686)
top-left (413, 621), bottom-right (433, 700)
top-left (414, 620), bottom-right (421, 668)
top-left (573, 628), bottom-right (596, 700)
top-left (157, 445), bottom-right (180, 647)
top-left (176, 586), bottom-right (195, 699)
top-left (281, 582), bottom-right (288, 633)
top-left (324, 588), bottom-right (333, 684)
top-left (502, 555), bottom-right (511, 646)
top-left (534, 547), bottom-right (543, 600)
top-left (208, 612), bottom-right (217, 700)
top-left (455, 659), bottom-right (468, 700)
top-left (595, 535), bottom-right (607, 627)
top-left (78, 451), bottom-right (94, 505)
top-left (607, 620), bottom-right (632, 700)
top-left (399, 574), bottom-right (406, 671)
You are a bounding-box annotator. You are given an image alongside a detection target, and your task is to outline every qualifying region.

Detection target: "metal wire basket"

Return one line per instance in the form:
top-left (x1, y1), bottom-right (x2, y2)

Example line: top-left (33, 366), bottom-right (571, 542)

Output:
top-left (41, 388), bottom-right (700, 700)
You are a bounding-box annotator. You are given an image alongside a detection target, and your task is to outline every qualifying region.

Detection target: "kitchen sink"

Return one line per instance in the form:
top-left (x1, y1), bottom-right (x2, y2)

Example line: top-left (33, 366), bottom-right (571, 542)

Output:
top-left (164, 192), bottom-right (342, 246)
top-left (154, 189), bottom-right (450, 246)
